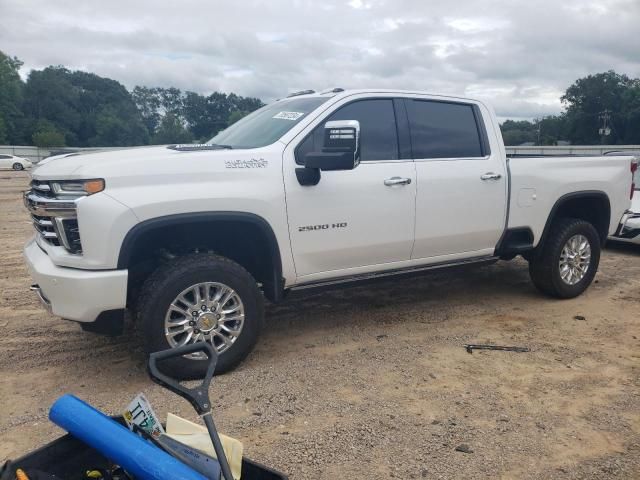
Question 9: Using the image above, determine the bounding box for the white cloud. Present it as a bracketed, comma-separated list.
[1, 0, 638, 120]
[446, 17, 509, 33]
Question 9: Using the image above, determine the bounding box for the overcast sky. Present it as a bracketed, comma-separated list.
[1, 0, 639, 120]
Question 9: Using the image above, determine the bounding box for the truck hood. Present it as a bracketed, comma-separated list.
[31, 145, 273, 182]
[33, 146, 200, 179]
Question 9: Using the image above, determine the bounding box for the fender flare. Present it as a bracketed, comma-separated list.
[538, 190, 611, 246]
[117, 211, 284, 301]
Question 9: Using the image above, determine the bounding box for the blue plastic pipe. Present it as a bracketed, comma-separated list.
[49, 394, 207, 480]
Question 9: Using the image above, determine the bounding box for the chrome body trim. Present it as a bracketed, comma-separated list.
[24, 191, 77, 217]
[23, 181, 82, 252]
[30, 284, 53, 313]
[480, 172, 502, 181]
[54, 217, 72, 250]
[290, 255, 499, 291]
[384, 176, 412, 186]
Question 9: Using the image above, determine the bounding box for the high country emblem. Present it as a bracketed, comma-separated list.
[225, 158, 268, 169]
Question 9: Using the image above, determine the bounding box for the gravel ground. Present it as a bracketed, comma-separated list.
[1, 171, 639, 479]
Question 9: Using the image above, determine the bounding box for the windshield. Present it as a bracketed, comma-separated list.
[208, 97, 329, 149]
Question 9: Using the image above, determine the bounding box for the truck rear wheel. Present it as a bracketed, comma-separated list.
[137, 253, 264, 379]
[528, 218, 600, 298]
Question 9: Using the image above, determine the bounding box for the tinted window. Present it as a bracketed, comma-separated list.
[296, 99, 399, 163]
[208, 96, 329, 149]
[406, 100, 483, 159]
[0, 155, 11, 159]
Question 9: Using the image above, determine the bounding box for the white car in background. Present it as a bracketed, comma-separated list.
[0, 154, 33, 171]
[606, 151, 639, 245]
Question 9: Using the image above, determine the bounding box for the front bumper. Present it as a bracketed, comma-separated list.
[24, 237, 128, 322]
[610, 210, 640, 245]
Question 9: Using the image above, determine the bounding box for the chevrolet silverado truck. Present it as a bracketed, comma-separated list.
[23, 89, 636, 378]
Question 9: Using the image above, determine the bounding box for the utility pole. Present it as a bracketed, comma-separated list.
[535, 117, 542, 145]
[598, 110, 611, 144]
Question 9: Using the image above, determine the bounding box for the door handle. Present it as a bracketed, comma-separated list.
[480, 172, 502, 181]
[384, 177, 412, 186]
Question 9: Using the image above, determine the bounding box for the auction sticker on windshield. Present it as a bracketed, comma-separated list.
[273, 111, 305, 120]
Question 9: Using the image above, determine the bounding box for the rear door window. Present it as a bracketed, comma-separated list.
[406, 100, 484, 159]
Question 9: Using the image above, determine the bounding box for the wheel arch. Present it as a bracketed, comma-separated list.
[118, 212, 284, 302]
[538, 191, 611, 247]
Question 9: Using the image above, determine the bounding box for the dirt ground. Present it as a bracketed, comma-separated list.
[1, 171, 639, 479]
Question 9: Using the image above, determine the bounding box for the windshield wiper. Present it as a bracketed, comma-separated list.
[167, 143, 233, 151]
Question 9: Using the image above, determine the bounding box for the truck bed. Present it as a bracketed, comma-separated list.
[506, 154, 634, 246]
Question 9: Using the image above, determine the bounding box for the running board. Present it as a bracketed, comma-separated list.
[289, 255, 499, 293]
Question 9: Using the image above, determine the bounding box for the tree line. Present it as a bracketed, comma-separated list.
[1, 49, 639, 147]
[0, 50, 263, 147]
[499, 71, 640, 146]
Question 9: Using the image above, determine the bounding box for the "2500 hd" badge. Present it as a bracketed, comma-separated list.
[298, 222, 348, 232]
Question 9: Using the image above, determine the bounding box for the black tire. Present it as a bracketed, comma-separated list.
[137, 253, 264, 379]
[12, 162, 24, 171]
[528, 218, 601, 298]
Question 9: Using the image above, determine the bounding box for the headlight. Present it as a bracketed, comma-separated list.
[50, 179, 105, 196]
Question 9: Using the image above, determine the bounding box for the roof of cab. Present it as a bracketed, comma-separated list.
[281, 88, 484, 105]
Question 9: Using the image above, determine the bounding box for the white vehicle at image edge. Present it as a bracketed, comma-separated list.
[0, 154, 32, 170]
[606, 150, 640, 245]
[23, 89, 637, 379]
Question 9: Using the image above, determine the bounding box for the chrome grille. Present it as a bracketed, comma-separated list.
[31, 213, 60, 246]
[24, 180, 82, 253]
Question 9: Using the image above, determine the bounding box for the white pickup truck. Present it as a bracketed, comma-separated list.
[23, 89, 636, 378]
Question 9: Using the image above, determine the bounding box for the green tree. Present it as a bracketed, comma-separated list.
[619, 80, 640, 144]
[23, 67, 148, 147]
[182, 91, 222, 140]
[135, 86, 263, 140]
[0, 51, 25, 143]
[538, 116, 569, 145]
[151, 113, 193, 144]
[2, 51, 267, 147]
[160, 87, 183, 114]
[500, 116, 570, 146]
[132, 86, 162, 134]
[561, 71, 639, 144]
[179, 90, 262, 138]
[32, 120, 65, 147]
[0, 114, 7, 143]
[90, 108, 149, 147]
[227, 110, 249, 125]
[500, 120, 537, 145]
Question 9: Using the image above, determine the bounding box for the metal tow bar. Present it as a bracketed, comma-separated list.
[465, 344, 530, 354]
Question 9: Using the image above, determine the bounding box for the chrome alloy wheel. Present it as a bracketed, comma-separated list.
[164, 282, 245, 357]
[559, 234, 592, 285]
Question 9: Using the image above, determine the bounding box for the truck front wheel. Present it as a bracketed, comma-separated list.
[137, 253, 264, 379]
[528, 218, 601, 298]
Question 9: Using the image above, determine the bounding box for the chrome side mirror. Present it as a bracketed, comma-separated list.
[304, 120, 360, 171]
[296, 120, 361, 186]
